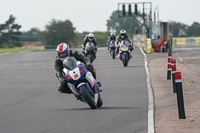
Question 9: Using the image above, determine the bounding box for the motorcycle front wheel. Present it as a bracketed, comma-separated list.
[112, 49, 115, 59]
[80, 85, 97, 109]
[87, 54, 94, 63]
[122, 54, 128, 67]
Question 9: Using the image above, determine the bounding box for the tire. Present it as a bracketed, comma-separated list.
[87, 54, 94, 63]
[80, 85, 97, 109]
[122, 54, 128, 67]
[112, 49, 115, 59]
[97, 93, 103, 107]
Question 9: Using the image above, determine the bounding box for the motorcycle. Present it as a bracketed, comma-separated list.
[108, 40, 116, 59]
[84, 42, 96, 63]
[119, 40, 131, 67]
[63, 57, 103, 109]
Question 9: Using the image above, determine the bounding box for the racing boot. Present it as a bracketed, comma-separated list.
[129, 53, 132, 60]
[96, 78, 102, 87]
[118, 53, 122, 60]
[94, 53, 97, 59]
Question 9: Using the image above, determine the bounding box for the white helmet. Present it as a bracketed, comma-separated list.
[120, 30, 127, 39]
[56, 43, 70, 59]
[110, 32, 115, 36]
[88, 33, 94, 41]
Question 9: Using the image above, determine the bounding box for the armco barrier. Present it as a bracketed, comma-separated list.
[45, 46, 57, 49]
[44, 44, 107, 50]
[173, 37, 200, 47]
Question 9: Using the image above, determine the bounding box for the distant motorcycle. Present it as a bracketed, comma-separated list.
[63, 57, 103, 109]
[108, 40, 116, 59]
[119, 40, 131, 67]
[83, 42, 96, 63]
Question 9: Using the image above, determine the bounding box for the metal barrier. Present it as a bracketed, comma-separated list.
[173, 37, 200, 47]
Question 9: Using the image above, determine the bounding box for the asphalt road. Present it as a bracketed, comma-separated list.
[0, 47, 148, 133]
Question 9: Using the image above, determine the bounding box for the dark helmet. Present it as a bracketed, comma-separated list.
[120, 30, 127, 39]
[63, 57, 77, 70]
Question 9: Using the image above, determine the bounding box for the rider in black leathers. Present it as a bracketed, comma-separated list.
[107, 32, 116, 51]
[115, 30, 134, 58]
[54, 43, 101, 94]
[82, 33, 98, 58]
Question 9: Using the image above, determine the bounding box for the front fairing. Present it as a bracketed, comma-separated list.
[85, 42, 95, 53]
[64, 65, 88, 84]
[109, 43, 116, 49]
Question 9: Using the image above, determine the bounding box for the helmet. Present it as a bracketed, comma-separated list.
[110, 32, 115, 36]
[120, 30, 127, 39]
[56, 43, 70, 59]
[63, 57, 77, 70]
[88, 33, 94, 41]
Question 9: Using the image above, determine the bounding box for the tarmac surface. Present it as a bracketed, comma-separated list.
[0, 48, 149, 133]
[1, 47, 199, 133]
[147, 48, 200, 133]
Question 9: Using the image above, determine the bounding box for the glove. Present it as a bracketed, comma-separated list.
[86, 63, 93, 72]
[60, 77, 66, 85]
[129, 45, 134, 51]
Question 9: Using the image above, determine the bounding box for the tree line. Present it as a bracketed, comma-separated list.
[1, 12, 200, 48]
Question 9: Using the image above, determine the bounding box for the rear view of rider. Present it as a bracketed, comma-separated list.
[116, 30, 134, 58]
[54, 43, 101, 94]
[107, 32, 116, 51]
[81, 33, 98, 58]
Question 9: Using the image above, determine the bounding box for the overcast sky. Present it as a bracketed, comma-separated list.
[0, 0, 199, 32]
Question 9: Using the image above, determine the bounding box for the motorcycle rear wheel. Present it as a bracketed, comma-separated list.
[97, 93, 103, 107]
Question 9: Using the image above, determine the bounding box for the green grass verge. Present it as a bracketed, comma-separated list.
[0, 45, 45, 54]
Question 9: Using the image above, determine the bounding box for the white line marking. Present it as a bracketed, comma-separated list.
[175, 52, 184, 63]
[175, 47, 200, 50]
[139, 47, 155, 133]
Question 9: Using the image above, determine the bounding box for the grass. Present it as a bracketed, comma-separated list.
[0, 45, 45, 54]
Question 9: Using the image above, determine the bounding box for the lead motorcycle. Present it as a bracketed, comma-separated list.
[63, 57, 103, 109]
[83, 42, 96, 63]
[119, 40, 131, 67]
[108, 40, 116, 59]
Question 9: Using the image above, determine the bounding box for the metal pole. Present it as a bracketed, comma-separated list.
[143, 3, 145, 25]
[175, 72, 186, 119]
[167, 52, 172, 80]
[171, 59, 177, 93]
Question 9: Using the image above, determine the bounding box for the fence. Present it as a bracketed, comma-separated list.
[173, 37, 200, 47]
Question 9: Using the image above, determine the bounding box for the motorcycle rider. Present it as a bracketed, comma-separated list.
[54, 43, 101, 94]
[107, 32, 116, 51]
[115, 30, 133, 59]
[81, 33, 98, 58]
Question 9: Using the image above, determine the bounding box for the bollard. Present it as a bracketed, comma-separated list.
[171, 58, 176, 93]
[167, 52, 172, 80]
[175, 72, 186, 119]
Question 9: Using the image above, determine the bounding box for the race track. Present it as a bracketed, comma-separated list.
[0, 47, 148, 133]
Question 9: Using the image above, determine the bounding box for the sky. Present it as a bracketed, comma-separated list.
[0, 0, 199, 32]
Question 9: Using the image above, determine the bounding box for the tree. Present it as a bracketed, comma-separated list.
[187, 22, 200, 37]
[106, 10, 141, 36]
[93, 31, 109, 46]
[0, 15, 22, 48]
[169, 21, 188, 37]
[20, 28, 41, 42]
[41, 19, 76, 47]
